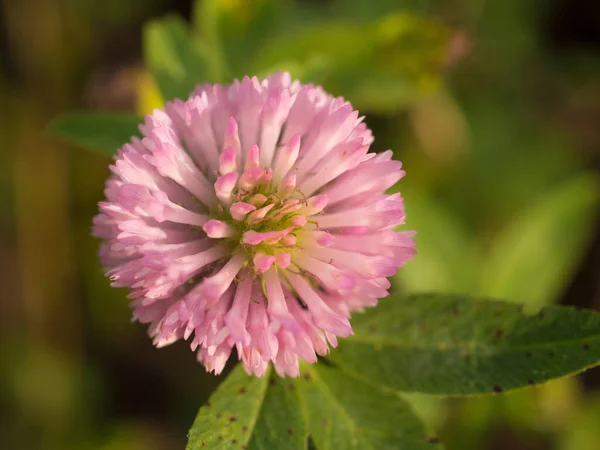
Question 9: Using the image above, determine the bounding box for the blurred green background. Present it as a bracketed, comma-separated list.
[1, 0, 600, 449]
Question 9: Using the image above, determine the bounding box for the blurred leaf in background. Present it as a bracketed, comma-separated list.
[144, 14, 212, 101]
[141, 0, 455, 113]
[49, 112, 142, 156]
[479, 173, 600, 308]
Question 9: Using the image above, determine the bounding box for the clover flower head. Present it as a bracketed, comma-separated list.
[93, 72, 416, 377]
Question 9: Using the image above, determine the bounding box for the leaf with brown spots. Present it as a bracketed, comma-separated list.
[187, 365, 269, 449]
[247, 375, 307, 449]
[329, 293, 600, 395]
[186, 365, 307, 450]
[297, 363, 443, 450]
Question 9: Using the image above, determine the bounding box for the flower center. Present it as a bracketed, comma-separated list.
[203, 170, 328, 275]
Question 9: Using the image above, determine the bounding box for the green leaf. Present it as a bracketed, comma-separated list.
[143, 15, 210, 101]
[247, 374, 308, 449]
[48, 112, 141, 156]
[479, 173, 600, 307]
[329, 293, 600, 395]
[297, 363, 443, 449]
[186, 365, 307, 450]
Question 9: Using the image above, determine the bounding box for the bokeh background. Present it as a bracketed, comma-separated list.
[1, 0, 600, 449]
